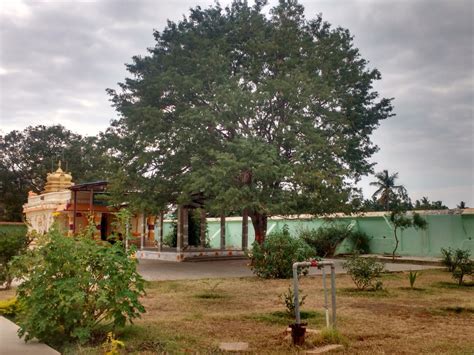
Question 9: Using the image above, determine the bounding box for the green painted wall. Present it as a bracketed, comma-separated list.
[162, 213, 474, 257]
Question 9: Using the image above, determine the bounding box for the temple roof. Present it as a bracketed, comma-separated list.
[43, 161, 74, 193]
[69, 181, 108, 191]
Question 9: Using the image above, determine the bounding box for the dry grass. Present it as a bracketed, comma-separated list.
[1, 269, 473, 354]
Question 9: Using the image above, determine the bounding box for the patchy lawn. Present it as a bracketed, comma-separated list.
[1, 269, 473, 354]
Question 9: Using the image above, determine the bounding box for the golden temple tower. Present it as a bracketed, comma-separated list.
[42, 161, 74, 193]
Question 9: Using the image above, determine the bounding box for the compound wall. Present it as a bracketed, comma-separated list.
[162, 210, 474, 257]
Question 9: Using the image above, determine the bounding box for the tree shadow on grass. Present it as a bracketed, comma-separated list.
[432, 281, 474, 290]
[338, 288, 392, 298]
[249, 310, 324, 326]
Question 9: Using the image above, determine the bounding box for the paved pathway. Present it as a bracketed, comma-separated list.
[137, 258, 440, 281]
[0, 317, 59, 355]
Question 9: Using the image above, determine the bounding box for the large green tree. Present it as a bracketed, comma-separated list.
[0, 125, 110, 221]
[107, 0, 393, 243]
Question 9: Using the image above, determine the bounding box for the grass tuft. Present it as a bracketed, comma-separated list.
[308, 327, 348, 347]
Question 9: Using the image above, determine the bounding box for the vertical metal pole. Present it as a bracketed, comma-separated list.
[330, 264, 337, 328]
[322, 266, 330, 328]
[293, 264, 301, 325]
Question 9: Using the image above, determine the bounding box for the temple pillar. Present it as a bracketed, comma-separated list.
[177, 206, 183, 252]
[200, 208, 206, 248]
[182, 207, 189, 249]
[160, 212, 164, 248]
[220, 213, 226, 250]
[242, 209, 248, 250]
[140, 214, 145, 250]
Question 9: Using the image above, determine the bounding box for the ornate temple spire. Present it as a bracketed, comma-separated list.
[42, 161, 74, 193]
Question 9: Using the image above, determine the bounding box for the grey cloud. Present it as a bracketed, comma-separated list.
[0, 0, 472, 207]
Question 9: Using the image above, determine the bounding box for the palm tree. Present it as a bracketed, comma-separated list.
[457, 201, 467, 209]
[370, 170, 407, 211]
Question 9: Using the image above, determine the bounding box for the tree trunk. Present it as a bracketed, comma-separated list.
[392, 229, 399, 261]
[249, 211, 268, 245]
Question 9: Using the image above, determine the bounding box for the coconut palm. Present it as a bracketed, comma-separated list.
[370, 170, 407, 211]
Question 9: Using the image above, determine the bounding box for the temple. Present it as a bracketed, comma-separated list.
[23, 162, 247, 261]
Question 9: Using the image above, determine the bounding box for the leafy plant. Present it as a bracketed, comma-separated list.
[441, 247, 470, 273]
[248, 225, 315, 279]
[343, 255, 385, 290]
[441, 247, 456, 272]
[0, 228, 31, 289]
[299, 225, 347, 257]
[389, 211, 427, 261]
[280, 286, 306, 317]
[11, 226, 146, 345]
[102, 332, 125, 355]
[348, 230, 372, 254]
[440, 247, 473, 285]
[195, 280, 226, 299]
[299, 224, 371, 257]
[408, 270, 419, 289]
[111, 208, 133, 247]
[453, 259, 472, 286]
[163, 228, 177, 248]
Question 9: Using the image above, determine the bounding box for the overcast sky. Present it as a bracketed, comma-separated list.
[0, 0, 473, 207]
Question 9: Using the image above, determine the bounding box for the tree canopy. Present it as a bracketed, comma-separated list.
[369, 170, 408, 211]
[107, 0, 394, 242]
[0, 125, 110, 221]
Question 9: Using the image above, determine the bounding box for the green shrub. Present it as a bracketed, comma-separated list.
[0, 228, 31, 289]
[343, 255, 385, 290]
[163, 228, 177, 247]
[248, 225, 315, 279]
[347, 230, 371, 254]
[440, 247, 473, 285]
[453, 259, 472, 286]
[441, 248, 469, 272]
[11, 227, 146, 345]
[0, 297, 22, 317]
[299, 224, 371, 257]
